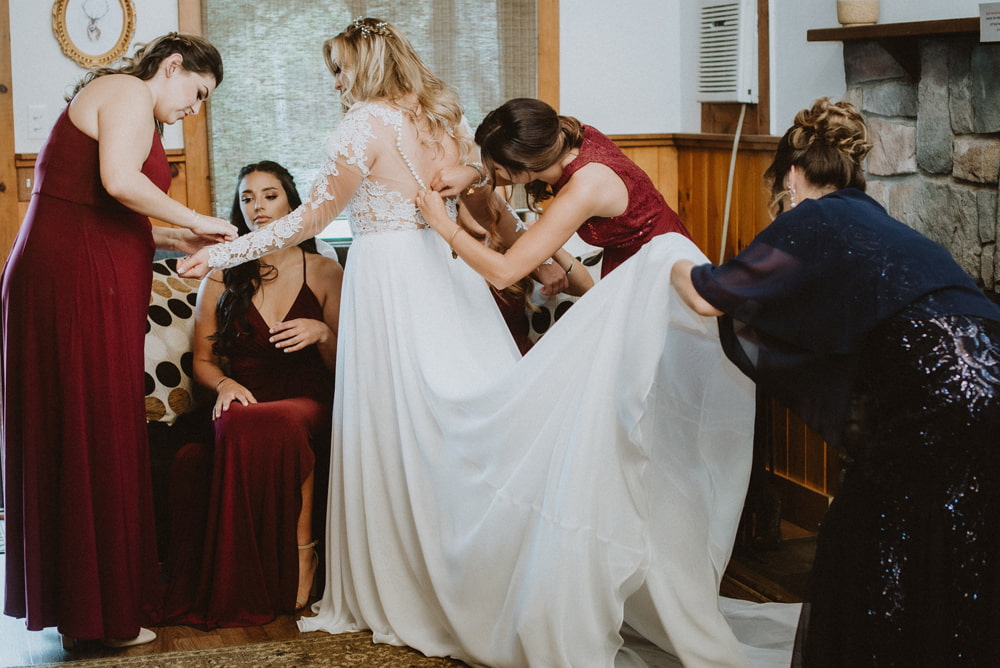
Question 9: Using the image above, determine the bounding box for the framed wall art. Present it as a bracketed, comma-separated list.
[52, 0, 136, 68]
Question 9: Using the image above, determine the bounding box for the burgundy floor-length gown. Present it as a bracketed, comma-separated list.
[1, 108, 166, 639]
[163, 260, 334, 629]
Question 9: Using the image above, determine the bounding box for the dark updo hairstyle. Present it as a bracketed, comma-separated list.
[70, 32, 224, 133]
[211, 161, 318, 358]
[764, 97, 873, 217]
[476, 98, 584, 213]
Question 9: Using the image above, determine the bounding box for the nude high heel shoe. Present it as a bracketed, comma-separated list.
[296, 539, 319, 612]
[103, 627, 157, 648]
[62, 627, 156, 650]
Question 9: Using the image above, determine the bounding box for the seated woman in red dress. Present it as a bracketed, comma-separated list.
[163, 161, 343, 628]
[420, 97, 690, 289]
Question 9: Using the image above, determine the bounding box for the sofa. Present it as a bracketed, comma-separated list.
[142, 243, 605, 558]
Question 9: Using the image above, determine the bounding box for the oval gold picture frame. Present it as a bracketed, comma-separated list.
[51, 0, 136, 68]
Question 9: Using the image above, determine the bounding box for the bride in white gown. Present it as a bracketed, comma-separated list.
[179, 17, 799, 667]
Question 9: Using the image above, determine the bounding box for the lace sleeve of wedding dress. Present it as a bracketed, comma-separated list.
[207, 108, 372, 270]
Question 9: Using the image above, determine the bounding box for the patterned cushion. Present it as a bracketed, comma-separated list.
[527, 249, 604, 342]
[144, 258, 202, 424]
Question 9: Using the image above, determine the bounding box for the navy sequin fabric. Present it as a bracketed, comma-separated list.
[799, 314, 1000, 666]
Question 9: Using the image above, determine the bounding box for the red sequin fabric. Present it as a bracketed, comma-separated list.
[553, 126, 690, 276]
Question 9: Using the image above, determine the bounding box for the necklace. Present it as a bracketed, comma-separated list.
[82, 0, 110, 42]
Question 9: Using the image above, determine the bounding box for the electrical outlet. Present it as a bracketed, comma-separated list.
[28, 104, 48, 139]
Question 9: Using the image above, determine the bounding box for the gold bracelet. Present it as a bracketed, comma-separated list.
[449, 227, 462, 259]
[215, 376, 229, 388]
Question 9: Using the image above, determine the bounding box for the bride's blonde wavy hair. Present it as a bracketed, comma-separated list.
[764, 97, 873, 217]
[323, 18, 473, 162]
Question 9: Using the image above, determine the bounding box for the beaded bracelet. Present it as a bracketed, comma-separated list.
[464, 162, 491, 194]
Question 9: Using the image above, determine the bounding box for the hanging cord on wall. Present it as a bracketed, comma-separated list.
[719, 103, 747, 264]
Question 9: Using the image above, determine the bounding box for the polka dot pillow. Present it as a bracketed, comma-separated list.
[145, 257, 202, 424]
[527, 248, 604, 342]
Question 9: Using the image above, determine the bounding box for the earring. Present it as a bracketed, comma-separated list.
[787, 186, 797, 208]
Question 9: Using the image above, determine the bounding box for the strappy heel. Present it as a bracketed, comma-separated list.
[296, 539, 319, 612]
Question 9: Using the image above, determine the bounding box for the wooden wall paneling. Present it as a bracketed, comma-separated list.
[0, 0, 18, 264]
[786, 413, 808, 485]
[177, 0, 212, 216]
[770, 398, 789, 477]
[804, 426, 827, 492]
[657, 145, 679, 211]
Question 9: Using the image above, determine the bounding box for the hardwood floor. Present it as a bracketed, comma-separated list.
[0, 517, 813, 667]
[0, 523, 312, 668]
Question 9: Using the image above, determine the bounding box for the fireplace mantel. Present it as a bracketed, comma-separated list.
[807, 18, 980, 78]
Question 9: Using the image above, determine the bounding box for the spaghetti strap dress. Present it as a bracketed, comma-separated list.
[162, 250, 334, 629]
[2, 106, 166, 639]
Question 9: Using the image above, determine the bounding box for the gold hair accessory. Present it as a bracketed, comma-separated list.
[351, 17, 389, 38]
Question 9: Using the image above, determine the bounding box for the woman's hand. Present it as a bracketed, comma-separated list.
[431, 165, 479, 197]
[534, 261, 570, 296]
[213, 377, 257, 420]
[269, 318, 331, 353]
[177, 248, 212, 279]
[191, 212, 239, 244]
[415, 190, 453, 236]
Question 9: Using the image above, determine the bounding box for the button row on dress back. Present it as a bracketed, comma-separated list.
[396, 127, 427, 192]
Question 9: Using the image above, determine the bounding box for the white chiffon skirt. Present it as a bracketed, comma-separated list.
[298, 229, 800, 667]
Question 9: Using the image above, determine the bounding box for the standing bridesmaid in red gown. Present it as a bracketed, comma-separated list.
[422, 97, 690, 288]
[1, 33, 233, 649]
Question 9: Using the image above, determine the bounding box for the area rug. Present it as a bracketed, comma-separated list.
[28, 632, 467, 667]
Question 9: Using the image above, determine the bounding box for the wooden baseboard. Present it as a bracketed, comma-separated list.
[773, 474, 832, 533]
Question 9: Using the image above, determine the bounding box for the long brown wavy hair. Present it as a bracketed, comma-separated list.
[476, 98, 584, 214]
[323, 17, 473, 163]
[211, 161, 318, 358]
[69, 32, 223, 134]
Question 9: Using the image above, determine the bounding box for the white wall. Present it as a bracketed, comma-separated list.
[10, 0, 178, 153]
[558, 0, 682, 134]
[559, 0, 986, 135]
[9, 0, 989, 149]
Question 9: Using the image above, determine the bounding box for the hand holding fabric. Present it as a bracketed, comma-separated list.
[213, 377, 257, 420]
[191, 212, 238, 244]
[431, 164, 479, 198]
[415, 190, 453, 237]
[177, 248, 211, 279]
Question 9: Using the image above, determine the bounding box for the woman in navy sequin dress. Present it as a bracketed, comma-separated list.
[672, 97, 1000, 666]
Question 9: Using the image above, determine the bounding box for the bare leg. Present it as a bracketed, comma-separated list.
[296, 471, 317, 610]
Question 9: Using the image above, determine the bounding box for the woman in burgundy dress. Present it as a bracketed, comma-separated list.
[163, 161, 342, 628]
[1, 34, 232, 649]
[420, 97, 690, 289]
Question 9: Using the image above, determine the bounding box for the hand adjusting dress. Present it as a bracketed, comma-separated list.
[692, 189, 1000, 667]
[206, 100, 800, 667]
[163, 251, 334, 629]
[2, 107, 164, 639]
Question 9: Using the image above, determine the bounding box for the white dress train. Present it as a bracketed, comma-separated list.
[299, 230, 799, 667]
[201, 100, 798, 666]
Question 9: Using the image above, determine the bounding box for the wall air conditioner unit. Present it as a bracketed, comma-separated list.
[697, 0, 758, 104]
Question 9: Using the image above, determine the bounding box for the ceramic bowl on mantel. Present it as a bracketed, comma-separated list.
[837, 0, 879, 26]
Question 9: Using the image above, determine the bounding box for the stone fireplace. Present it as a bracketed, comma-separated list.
[838, 32, 1000, 295]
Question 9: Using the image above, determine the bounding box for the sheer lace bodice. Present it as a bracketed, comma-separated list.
[209, 101, 461, 270]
